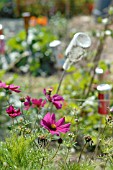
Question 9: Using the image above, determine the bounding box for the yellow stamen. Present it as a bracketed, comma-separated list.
[47, 88, 53, 92]
[47, 88, 53, 95]
[51, 124, 56, 129]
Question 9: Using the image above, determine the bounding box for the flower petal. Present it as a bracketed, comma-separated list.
[57, 123, 71, 133]
[52, 94, 64, 101]
[43, 88, 46, 95]
[56, 117, 65, 127]
[49, 130, 60, 136]
[52, 101, 62, 109]
[42, 112, 52, 124]
[40, 119, 50, 130]
[51, 113, 56, 124]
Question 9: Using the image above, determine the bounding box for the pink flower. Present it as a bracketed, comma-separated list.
[41, 112, 71, 135]
[24, 96, 32, 110]
[51, 94, 64, 109]
[32, 98, 46, 109]
[6, 105, 22, 118]
[0, 81, 21, 93]
[7, 84, 21, 93]
[0, 81, 7, 88]
[43, 88, 64, 109]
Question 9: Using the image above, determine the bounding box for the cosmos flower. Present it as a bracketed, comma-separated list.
[7, 84, 21, 93]
[0, 81, 21, 93]
[24, 96, 32, 110]
[6, 105, 22, 118]
[43, 88, 64, 109]
[32, 98, 46, 109]
[0, 81, 7, 88]
[41, 112, 71, 135]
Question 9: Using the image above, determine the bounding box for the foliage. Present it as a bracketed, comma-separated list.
[1, 6, 113, 169]
[6, 26, 58, 76]
[5, 13, 68, 76]
[48, 12, 68, 38]
[14, 0, 94, 17]
[0, 72, 20, 139]
[0, 0, 94, 18]
[0, 0, 14, 18]
[0, 56, 113, 169]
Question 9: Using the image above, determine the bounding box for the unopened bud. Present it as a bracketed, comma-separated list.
[20, 97, 25, 102]
[68, 133, 74, 137]
[6, 89, 12, 95]
[58, 138, 63, 144]
[75, 119, 79, 123]
[19, 117, 23, 122]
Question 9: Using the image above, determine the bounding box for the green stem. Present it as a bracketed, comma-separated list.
[49, 144, 61, 163]
[93, 116, 107, 159]
[20, 102, 26, 124]
[33, 110, 39, 130]
[56, 70, 66, 94]
[40, 157, 45, 170]
[64, 148, 70, 163]
[93, 116, 102, 159]
[12, 118, 14, 126]
[78, 142, 87, 163]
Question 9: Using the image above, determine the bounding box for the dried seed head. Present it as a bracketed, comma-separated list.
[84, 135, 92, 143]
[36, 135, 48, 147]
[106, 115, 112, 123]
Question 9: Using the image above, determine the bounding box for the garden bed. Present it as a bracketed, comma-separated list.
[1, 13, 113, 170]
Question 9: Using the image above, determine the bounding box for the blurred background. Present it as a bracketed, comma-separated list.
[0, 0, 113, 140]
[0, 0, 94, 18]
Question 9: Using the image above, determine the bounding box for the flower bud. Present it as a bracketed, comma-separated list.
[20, 97, 25, 102]
[5, 89, 12, 95]
[75, 118, 79, 123]
[58, 138, 63, 144]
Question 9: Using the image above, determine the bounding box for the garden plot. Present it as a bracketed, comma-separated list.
[0, 14, 113, 170]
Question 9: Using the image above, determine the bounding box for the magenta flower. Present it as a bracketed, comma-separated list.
[51, 94, 64, 109]
[32, 98, 46, 109]
[43, 88, 64, 109]
[24, 96, 32, 110]
[0, 81, 21, 93]
[0, 81, 7, 88]
[7, 84, 21, 93]
[41, 112, 71, 135]
[6, 105, 22, 118]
